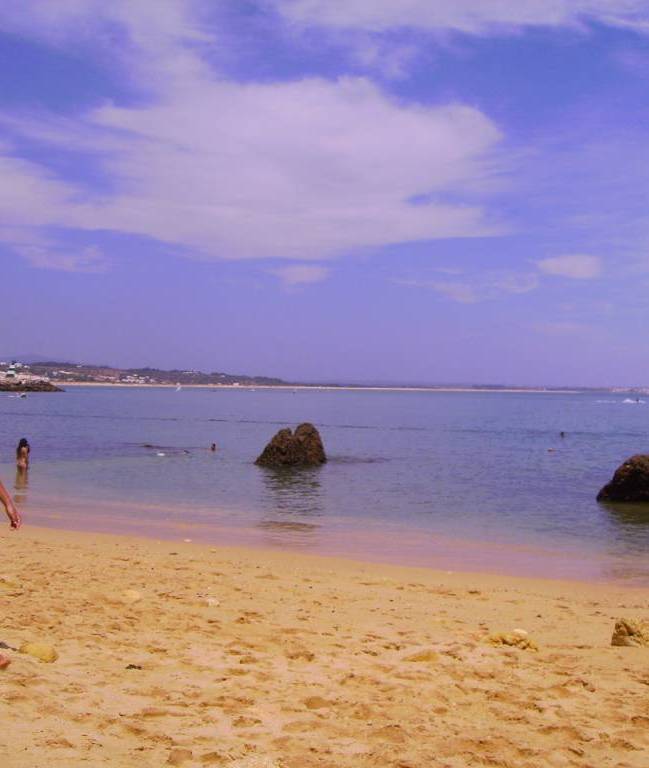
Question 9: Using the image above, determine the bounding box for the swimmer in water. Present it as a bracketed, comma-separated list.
[210, 443, 217, 452]
[560, 431, 565, 438]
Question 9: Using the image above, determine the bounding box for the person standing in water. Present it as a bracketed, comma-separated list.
[15, 438, 30, 500]
[16, 438, 30, 471]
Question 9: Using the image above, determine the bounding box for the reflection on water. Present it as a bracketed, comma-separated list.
[258, 466, 324, 516]
[599, 500, 649, 565]
[256, 466, 324, 547]
[14, 467, 29, 504]
[601, 501, 649, 527]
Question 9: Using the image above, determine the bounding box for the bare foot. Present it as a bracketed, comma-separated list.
[0, 654, 11, 670]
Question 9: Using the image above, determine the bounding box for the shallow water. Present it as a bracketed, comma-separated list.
[2, 386, 649, 582]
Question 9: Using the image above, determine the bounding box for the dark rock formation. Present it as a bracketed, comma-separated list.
[0, 380, 63, 393]
[597, 454, 649, 502]
[255, 423, 326, 467]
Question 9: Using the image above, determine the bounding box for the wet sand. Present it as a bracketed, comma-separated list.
[22, 494, 649, 585]
[1, 525, 649, 767]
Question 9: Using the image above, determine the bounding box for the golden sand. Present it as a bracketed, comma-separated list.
[1, 526, 648, 767]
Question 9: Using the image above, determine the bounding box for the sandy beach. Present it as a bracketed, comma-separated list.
[0, 527, 648, 767]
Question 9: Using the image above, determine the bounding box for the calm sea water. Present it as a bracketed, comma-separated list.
[2, 386, 649, 582]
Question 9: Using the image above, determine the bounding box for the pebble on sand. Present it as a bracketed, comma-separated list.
[488, 632, 538, 651]
[611, 618, 649, 647]
[19, 642, 59, 663]
[403, 649, 439, 663]
[304, 696, 332, 710]
[167, 748, 193, 765]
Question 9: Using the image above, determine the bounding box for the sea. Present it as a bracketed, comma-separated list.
[2, 385, 649, 584]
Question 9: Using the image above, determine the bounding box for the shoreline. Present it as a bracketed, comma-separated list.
[15, 497, 649, 587]
[2, 524, 649, 766]
[13, 520, 649, 592]
[56, 381, 583, 393]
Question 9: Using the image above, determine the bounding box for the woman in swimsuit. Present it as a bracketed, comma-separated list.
[16, 438, 30, 471]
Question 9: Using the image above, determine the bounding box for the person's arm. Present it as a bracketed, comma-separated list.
[0, 480, 21, 529]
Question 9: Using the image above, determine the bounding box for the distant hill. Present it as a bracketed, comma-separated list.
[18, 360, 288, 387]
[0, 353, 57, 364]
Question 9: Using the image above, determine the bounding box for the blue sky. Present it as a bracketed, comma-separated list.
[2, 1, 649, 385]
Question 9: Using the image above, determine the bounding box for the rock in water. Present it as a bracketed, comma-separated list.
[597, 455, 649, 502]
[255, 423, 326, 467]
[611, 618, 649, 647]
[0, 380, 62, 392]
[19, 642, 58, 663]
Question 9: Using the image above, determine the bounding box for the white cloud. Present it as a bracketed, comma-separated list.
[0, 83, 504, 263]
[276, 0, 649, 34]
[18, 245, 108, 273]
[537, 254, 602, 279]
[270, 264, 330, 285]
[398, 271, 538, 303]
[0, 1, 510, 267]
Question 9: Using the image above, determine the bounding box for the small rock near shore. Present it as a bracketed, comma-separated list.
[0, 380, 62, 392]
[597, 454, 649, 502]
[611, 618, 649, 647]
[255, 422, 326, 467]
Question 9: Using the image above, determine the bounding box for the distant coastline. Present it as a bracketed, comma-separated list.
[2, 358, 646, 394]
[59, 381, 581, 394]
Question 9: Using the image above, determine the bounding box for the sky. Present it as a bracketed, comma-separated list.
[2, 1, 649, 385]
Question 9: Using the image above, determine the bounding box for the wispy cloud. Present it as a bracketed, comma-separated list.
[398, 271, 538, 303]
[19, 245, 108, 274]
[532, 320, 600, 340]
[350, 38, 420, 79]
[276, 1, 649, 35]
[537, 254, 602, 279]
[270, 264, 330, 285]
